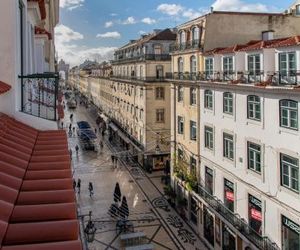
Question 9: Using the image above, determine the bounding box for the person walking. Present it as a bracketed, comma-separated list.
[69, 149, 72, 159]
[88, 182, 94, 197]
[73, 179, 76, 190]
[99, 141, 104, 152]
[75, 145, 79, 155]
[61, 121, 64, 129]
[77, 178, 81, 194]
[94, 128, 97, 134]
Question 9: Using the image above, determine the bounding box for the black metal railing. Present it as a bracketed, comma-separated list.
[19, 72, 59, 121]
[273, 71, 300, 85]
[195, 184, 279, 250]
[111, 54, 171, 64]
[110, 75, 171, 82]
[170, 40, 201, 52]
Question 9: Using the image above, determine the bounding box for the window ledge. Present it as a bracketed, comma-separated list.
[279, 186, 300, 198]
[246, 169, 263, 181]
[222, 113, 234, 119]
[279, 127, 299, 136]
[246, 119, 261, 127]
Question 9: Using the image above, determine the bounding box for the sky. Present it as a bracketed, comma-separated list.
[55, 0, 296, 66]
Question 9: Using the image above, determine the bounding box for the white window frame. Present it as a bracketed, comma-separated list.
[247, 142, 261, 173]
[223, 133, 234, 160]
[281, 153, 299, 193]
[204, 126, 214, 150]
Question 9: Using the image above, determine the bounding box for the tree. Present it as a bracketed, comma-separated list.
[113, 182, 121, 203]
[119, 196, 129, 219]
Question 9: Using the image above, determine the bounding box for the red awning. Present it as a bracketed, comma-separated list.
[0, 81, 11, 95]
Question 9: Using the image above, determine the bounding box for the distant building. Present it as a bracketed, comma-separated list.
[58, 59, 70, 80]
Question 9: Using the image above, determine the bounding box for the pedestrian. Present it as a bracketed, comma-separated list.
[70, 113, 73, 120]
[73, 126, 76, 134]
[102, 130, 105, 137]
[73, 179, 76, 190]
[94, 128, 97, 134]
[69, 123, 72, 131]
[77, 178, 81, 194]
[69, 149, 72, 159]
[100, 141, 103, 151]
[75, 145, 79, 155]
[88, 182, 94, 197]
[61, 121, 64, 129]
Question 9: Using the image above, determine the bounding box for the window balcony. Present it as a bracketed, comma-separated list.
[111, 74, 171, 82]
[194, 183, 280, 250]
[170, 40, 201, 52]
[19, 73, 59, 121]
[111, 54, 171, 64]
[273, 71, 300, 86]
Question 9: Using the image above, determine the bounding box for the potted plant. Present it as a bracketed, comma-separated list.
[164, 185, 176, 207]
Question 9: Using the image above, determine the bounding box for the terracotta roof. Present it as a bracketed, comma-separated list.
[28, 0, 46, 20]
[0, 81, 11, 95]
[266, 36, 300, 48]
[0, 113, 82, 250]
[216, 44, 249, 54]
[203, 47, 225, 56]
[35, 26, 52, 40]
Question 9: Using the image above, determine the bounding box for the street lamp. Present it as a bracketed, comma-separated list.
[84, 211, 96, 242]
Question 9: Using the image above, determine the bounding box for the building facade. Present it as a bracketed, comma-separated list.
[70, 29, 176, 170]
[0, 0, 60, 129]
[169, 3, 300, 250]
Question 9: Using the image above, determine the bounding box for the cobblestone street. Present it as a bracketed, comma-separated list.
[65, 103, 207, 250]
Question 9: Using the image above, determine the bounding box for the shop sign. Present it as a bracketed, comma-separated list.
[282, 216, 300, 235]
[224, 179, 234, 190]
[250, 208, 262, 222]
[205, 167, 213, 176]
[249, 195, 262, 209]
[225, 191, 234, 202]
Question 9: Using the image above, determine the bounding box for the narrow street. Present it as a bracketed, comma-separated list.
[65, 103, 207, 250]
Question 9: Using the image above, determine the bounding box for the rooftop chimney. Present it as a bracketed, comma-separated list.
[262, 30, 274, 41]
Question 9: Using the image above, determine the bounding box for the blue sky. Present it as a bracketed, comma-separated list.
[56, 0, 295, 66]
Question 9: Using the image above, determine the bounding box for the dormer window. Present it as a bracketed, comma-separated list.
[179, 31, 186, 45]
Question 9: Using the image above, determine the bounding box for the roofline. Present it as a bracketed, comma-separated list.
[211, 10, 284, 16]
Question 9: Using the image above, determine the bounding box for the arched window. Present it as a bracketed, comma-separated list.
[192, 26, 199, 41]
[204, 90, 213, 109]
[279, 99, 298, 130]
[247, 95, 261, 121]
[178, 57, 184, 73]
[190, 56, 197, 74]
[179, 31, 186, 45]
[223, 92, 233, 114]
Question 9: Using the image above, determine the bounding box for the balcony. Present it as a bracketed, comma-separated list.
[111, 54, 171, 64]
[19, 73, 59, 121]
[110, 75, 171, 82]
[195, 184, 280, 250]
[167, 71, 300, 87]
[170, 40, 201, 52]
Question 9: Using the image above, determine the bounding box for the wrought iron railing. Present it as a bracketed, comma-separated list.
[273, 71, 300, 85]
[19, 73, 59, 121]
[110, 75, 171, 82]
[111, 54, 171, 64]
[194, 183, 280, 250]
[170, 40, 201, 52]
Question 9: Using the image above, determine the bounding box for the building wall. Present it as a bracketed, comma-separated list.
[199, 84, 300, 247]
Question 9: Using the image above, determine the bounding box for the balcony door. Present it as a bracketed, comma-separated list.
[279, 52, 296, 84]
[156, 65, 164, 79]
[248, 54, 261, 83]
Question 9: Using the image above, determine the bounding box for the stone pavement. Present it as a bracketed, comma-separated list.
[64, 102, 208, 250]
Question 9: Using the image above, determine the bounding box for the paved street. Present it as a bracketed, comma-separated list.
[65, 103, 207, 250]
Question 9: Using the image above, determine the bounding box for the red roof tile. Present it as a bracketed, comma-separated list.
[0, 81, 11, 95]
[28, 0, 46, 20]
[0, 113, 82, 250]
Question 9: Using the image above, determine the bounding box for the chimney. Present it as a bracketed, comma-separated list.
[262, 30, 274, 41]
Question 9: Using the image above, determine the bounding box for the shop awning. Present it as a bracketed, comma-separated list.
[109, 123, 118, 132]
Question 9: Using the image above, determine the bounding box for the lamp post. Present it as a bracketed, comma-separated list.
[84, 211, 96, 243]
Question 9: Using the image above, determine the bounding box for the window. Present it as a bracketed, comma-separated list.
[192, 27, 199, 41]
[223, 92, 233, 115]
[156, 109, 165, 123]
[190, 121, 197, 140]
[248, 142, 261, 173]
[204, 126, 214, 150]
[282, 216, 300, 250]
[177, 116, 184, 134]
[223, 133, 234, 160]
[205, 58, 214, 78]
[248, 54, 261, 74]
[204, 206, 215, 247]
[279, 52, 296, 73]
[140, 87, 143, 98]
[190, 157, 197, 175]
[156, 65, 164, 79]
[280, 153, 299, 193]
[296, 5, 300, 15]
[280, 100, 298, 130]
[223, 56, 233, 73]
[205, 167, 214, 195]
[190, 88, 196, 105]
[190, 56, 197, 74]
[178, 149, 184, 160]
[204, 90, 213, 109]
[247, 95, 261, 121]
[179, 31, 186, 45]
[155, 87, 165, 100]
[154, 45, 162, 55]
[248, 195, 262, 235]
[178, 86, 184, 102]
[178, 57, 184, 73]
[224, 179, 234, 212]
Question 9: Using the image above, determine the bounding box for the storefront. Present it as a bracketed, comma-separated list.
[224, 179, 234, 212]
[205, 167, 214, 195]
[222, 223, 236, 250]
[203, 206, 215, 247]
[248, 194, 262, 235]
[282, 216, 300, 250]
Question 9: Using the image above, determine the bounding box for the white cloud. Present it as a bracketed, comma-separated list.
[55, 24, 116, 66]
[141, 17, 156, 25]
[182, 8, 206, 19]
[105, 21, 114, 28]
[60, 0, 84, 10]
[139, 30, 147, 35]
[122, 16, 136, 25]
[96, 31, 121, 39]
[157, 4, 184, 16]
[212, 0, 269, 12]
